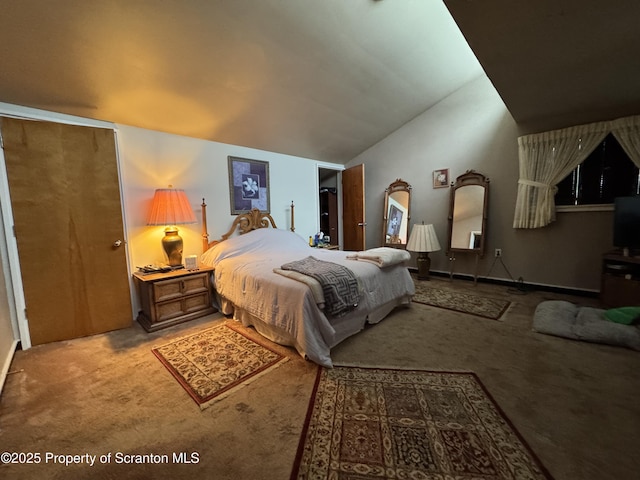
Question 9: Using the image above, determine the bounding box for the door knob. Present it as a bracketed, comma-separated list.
[113, 240, 123, 247]
[357, 222, 367, 227]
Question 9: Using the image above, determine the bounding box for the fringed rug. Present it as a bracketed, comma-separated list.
[291, 367, 553, 480]
[413, 281, 510, 320]
[152, 322, 288, 410]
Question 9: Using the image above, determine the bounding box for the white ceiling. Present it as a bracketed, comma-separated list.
[1, 0, 638, 164]
[0, 1, 482, 163]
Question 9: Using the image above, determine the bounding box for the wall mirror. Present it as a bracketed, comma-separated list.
[447, 170, 489, 279]
[382, 178, 412, 247]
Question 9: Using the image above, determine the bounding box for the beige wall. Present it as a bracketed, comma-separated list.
[116, 125, 327, 273]
[349, 75, 613, 292]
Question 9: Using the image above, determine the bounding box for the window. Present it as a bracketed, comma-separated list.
[555, 133, 640, 206]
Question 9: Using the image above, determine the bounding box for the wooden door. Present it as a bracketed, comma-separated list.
[342, 164, 366, 251]
[1, 117, 132, 345]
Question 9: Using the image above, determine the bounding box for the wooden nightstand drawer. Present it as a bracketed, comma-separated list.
[156, 298, 185, 323]
[155, 291, 210, 323]
[133, 266, 216, 332]
[153, 279, 182, 303]
[153, 272, 209, 302]
[181, 273, 210, 296]
[184, 291, 210, 312]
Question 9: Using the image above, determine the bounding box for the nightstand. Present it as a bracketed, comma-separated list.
[132, 265, 216, 332]
[313, 244, 340, 250]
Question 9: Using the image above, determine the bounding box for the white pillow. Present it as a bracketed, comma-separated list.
[200, 228, 308, 266]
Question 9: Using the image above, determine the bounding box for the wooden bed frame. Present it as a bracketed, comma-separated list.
[201, 199, 295, 252]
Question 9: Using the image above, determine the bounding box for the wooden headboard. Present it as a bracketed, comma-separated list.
[202, 199, 295, 252]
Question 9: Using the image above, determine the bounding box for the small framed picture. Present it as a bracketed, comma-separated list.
[433, 169, 449, 188]
[386, 204, 403, 244]
[227, 156, 270, 214]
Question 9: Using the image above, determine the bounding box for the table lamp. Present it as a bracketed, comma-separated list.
[406, 222, 440, 280]
[146, 186, 197, 266]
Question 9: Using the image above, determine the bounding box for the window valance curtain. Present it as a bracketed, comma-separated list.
[513, 114, 640, 229]
[611, 116, 640, 168]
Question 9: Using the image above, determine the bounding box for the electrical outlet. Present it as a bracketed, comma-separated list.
[495, 248, 502, 257]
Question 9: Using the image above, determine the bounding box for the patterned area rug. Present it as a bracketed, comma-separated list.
[291, 367, 553, 479]
[413, 280, 510, 320]
[152, 322, 288, 410]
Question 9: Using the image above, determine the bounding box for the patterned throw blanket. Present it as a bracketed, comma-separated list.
[280, 256, 359, 317]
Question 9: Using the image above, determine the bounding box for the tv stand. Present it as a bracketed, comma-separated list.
[601, 250, 640, 307]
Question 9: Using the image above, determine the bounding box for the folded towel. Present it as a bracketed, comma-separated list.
[346, 247, 410, 267]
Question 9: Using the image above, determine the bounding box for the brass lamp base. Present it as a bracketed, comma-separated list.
[162, 226, 184, 266]
[416, 252, 431, 280]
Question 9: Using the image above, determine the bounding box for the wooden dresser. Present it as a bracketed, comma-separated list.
[600, 251, 640, 307]
[132, 266, 216, 332]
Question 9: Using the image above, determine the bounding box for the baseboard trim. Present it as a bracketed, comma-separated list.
[410, 267, 599, 298]
[0, 339, 19, 395]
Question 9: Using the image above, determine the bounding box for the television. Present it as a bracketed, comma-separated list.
[613, 196, 640, 254]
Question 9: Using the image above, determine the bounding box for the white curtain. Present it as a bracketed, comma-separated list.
[513, 122, 609, 228]
[611, 116, 640, 168]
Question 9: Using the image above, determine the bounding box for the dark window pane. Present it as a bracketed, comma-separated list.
[579, 140, 606, 204]
[556, 133, 639, 206]
[556, 170, 578, 205]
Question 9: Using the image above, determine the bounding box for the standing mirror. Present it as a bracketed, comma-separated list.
[382, 179, 412, 247]
[447, 170, 489, 281]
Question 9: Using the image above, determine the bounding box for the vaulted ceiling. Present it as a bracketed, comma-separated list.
[445, 0, 640, 135]
[1, 1, 638, 164]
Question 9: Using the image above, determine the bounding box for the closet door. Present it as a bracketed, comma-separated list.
[342, 164, 366, 251]
[1, 117, 132, 345]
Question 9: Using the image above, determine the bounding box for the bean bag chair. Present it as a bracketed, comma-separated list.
[532, 300, 640, 351]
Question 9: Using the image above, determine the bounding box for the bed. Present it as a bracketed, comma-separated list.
[199, 203, 415, 367]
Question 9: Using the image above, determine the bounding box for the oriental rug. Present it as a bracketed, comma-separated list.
[413, 281, 510, 320]
[152, 322, 288, 410]
[291, 367, 553, 480]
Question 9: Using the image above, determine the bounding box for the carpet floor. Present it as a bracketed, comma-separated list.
[1, 276, 639, 479]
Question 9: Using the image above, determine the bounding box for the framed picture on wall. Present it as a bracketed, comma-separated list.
[227, 156, 270, 214]
[433, 168, 449, 188]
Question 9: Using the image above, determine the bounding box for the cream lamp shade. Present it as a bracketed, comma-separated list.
[406, 223, 440, 280]
[147, 187, 197, 266]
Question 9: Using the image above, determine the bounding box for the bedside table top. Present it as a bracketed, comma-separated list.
[133, 264, 215, 282]
[312, 244, 339, 250]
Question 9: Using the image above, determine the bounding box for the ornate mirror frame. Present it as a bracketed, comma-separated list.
[382, 178, 412, 248]
[447, 170, 489, 280]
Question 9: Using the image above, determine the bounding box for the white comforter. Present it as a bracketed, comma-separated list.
[200, 228, 414, 367]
